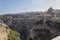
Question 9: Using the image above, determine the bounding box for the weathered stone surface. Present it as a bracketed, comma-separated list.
[0, 23, 9, 40]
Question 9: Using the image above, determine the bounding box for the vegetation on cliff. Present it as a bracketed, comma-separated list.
[8, 29, 21, 40]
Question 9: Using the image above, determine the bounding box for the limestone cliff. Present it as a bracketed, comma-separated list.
[0, 23, 9, 40]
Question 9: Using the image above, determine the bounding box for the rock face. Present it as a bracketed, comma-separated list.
[0, 23, 9, 40]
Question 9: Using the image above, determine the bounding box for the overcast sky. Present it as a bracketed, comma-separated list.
[0, 0, 60, 14]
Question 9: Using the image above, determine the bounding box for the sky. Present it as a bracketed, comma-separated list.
[0, 0, 60, 14]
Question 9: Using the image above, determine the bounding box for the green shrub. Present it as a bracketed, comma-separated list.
[8, 29, 21, 40]
[55, 20, 60, 23]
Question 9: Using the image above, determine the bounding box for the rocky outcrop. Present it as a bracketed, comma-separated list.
[0, 22, 9, 40]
